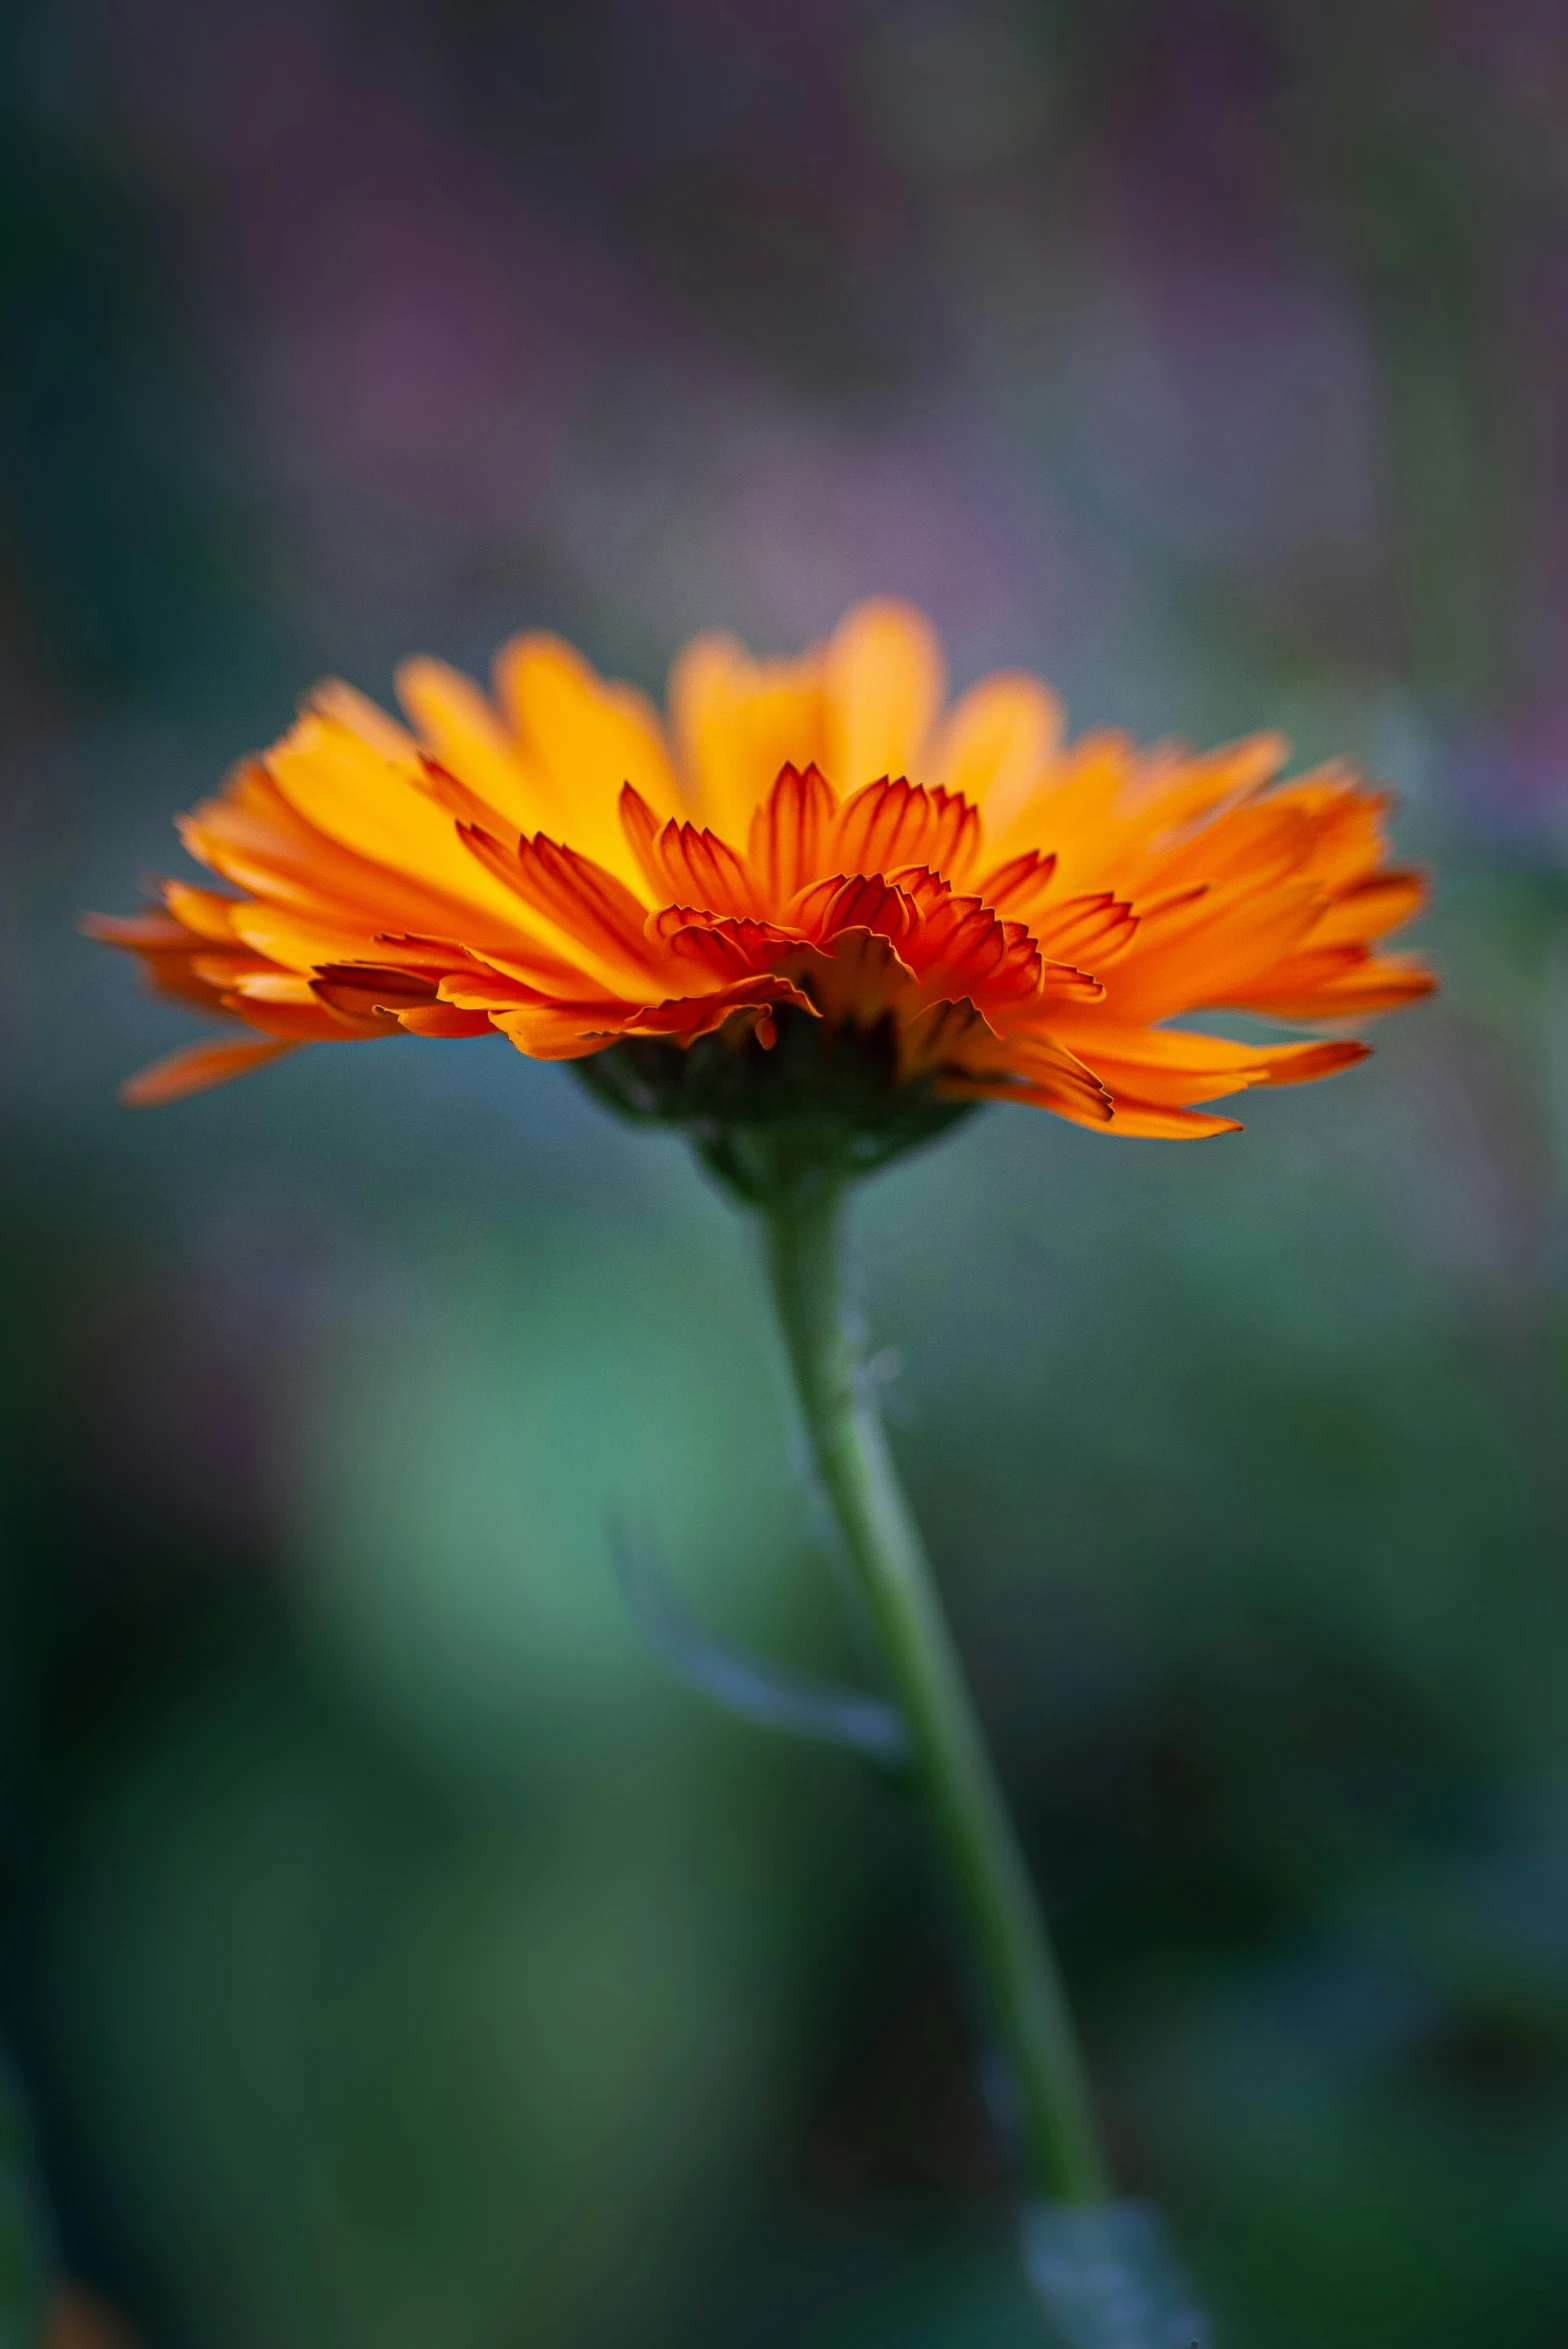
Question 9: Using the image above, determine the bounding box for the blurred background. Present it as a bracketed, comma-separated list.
[4, 1, 1568, 2342]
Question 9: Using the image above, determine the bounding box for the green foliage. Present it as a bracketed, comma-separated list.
[0, 2061, 51, 2349]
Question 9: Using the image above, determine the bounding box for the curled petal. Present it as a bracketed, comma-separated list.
[309, 963, 444, 1021]
[396, 1004, 495, 1037]
[906, 891, 1042, 1005]
[898, 997, 998, 1076]
[492, 973, 810, 1060]
[793, 873, 921, 950]
[661, 917, 792, 980]
[223, 994, 381, 1041]
[789, 930, 920, 1027]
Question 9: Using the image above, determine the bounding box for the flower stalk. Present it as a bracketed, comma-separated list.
[759, 1168, 1110, 2207]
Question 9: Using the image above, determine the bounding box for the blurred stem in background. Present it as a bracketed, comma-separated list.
[760, 1174, 1110, 2208]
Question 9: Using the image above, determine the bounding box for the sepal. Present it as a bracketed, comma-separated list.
[572, 1005, 976, 1201]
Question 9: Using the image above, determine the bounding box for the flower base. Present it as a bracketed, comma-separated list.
[572, 1006, 978, 1201]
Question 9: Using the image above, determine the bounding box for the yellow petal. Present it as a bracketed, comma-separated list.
[669, 634, 825, 839]
[494, 633, 681, 881]
[226, 903, 386, 971]
[396, 656, 549, 833]
[264, 712, 527, 926]
[822, 599, 945, 792]
[308, 677, 419, 761]
[931, 671, 1062, 831]
[161, 881, 241, 942]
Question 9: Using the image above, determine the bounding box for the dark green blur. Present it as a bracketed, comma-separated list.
[4, 3, 1568, 2343]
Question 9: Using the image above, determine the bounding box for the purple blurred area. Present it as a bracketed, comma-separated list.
[18, 0, 1564, 718]
[6, 6, 1568, 2348]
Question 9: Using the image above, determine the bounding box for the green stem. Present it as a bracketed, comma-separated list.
[759, 1172, 1111, 2206]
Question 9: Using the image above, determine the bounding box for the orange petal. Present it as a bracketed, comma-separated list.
[412, 755, 523, 839]
[746, 763, 839, 905]
[225, 902, 391, 971]
[1121, 732, 1290, 845]
[1272, 771, 1394, 887]
[458, 828, 664, 993]
[828, 776, 981, 883]
[120, 1034, 299, 1106]
[219, 969, 320, 1003]
[395, 1004, 496, 1037]
[1234, 948, 1436, 1020]
[626, 975, 815, 1035]
[1054, 1022, 1369, 1106]
[978, 729, 1140, 883]
[1101, 879, 1327, 1021]
[975, 848, 1058, 919]
[492, 974, 809, 1060]
[488, 1001, 638, 1059]
[946, 1037, 1114, 1125]
[644, 818, 761, 919]
[1100, 1100, 1245, 1138]
[618, 784, 667, 898]
[1310, 868, 1427, 948]
[1031, 891, 1139, 968]
[971, 1044, 1240, 1135]
[1141, 796, 1319, 896]
[81, 910, 192, 949]
[907, 894, 1047, 1009]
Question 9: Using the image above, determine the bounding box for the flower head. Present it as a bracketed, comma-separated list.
[89, 600, 1431, 1180]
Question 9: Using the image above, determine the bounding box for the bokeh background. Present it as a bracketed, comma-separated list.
[5, 2, 1568, 2343]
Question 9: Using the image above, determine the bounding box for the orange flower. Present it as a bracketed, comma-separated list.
[88, 599, 1431, 1142]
